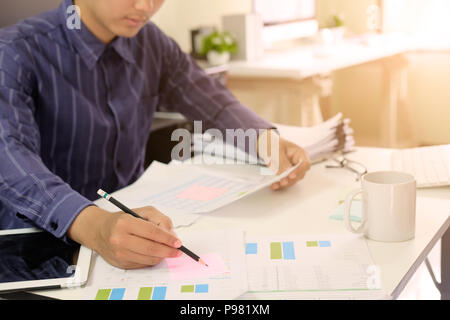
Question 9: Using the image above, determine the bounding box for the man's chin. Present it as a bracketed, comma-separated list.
[114, 26, 144, 38]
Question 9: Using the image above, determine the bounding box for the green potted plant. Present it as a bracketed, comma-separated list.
[200, 30, 238, 66]
[324, 14, 346, 42]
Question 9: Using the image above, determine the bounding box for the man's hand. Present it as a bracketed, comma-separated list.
[68, 206, 183, 270]
[258, 129, 311, 191]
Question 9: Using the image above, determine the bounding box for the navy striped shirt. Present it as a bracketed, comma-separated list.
[0, 0, 273, 241]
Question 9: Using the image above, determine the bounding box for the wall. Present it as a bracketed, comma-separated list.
[406, 52, 450, 145]
[152, 0, 253, 52]
[0, 0, 61, 27]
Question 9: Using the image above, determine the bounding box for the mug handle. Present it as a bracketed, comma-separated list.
[344, 189, 367, 234]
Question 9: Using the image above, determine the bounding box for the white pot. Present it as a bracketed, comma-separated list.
[207, 51, 230, 66]
[319, 26, 346, 45]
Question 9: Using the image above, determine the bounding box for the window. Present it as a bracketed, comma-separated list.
[383, 0, 450, 40]
[253, 0, 316, 26]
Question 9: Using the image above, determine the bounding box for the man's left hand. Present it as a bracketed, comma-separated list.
[258, 129, 311, 191]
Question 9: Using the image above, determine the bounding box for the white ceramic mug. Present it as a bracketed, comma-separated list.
[344, 171, 416, 242]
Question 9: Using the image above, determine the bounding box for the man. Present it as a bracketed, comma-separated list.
[0, 0, 311, 269]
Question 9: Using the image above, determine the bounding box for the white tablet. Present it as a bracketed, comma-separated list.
[0, 228, 92, 293]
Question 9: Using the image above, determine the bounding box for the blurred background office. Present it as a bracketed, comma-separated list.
[2, 0, 449, 148]
[1, 0, 449, 300]
[154, 0, 450, 149]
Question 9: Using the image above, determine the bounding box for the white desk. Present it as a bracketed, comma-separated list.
[227, 34, 411, 80]
[32, 147, 450, 300]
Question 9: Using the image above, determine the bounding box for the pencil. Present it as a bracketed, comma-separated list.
[97, 189, 208, 267]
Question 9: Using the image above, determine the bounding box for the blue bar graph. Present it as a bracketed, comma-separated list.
[109, 288, 126, 300]
[195, 284, 209, 293]
[152, 286, 167, 300]
[282, 242, 295, 260]
[246, 243, 258, 254]
[319, 241, 331, 247]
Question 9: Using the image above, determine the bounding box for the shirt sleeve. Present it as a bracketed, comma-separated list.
[153, 25, 277, 153]
[0, 46, 93, 242]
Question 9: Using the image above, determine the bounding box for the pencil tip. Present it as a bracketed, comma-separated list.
[199, 259, 208, 267]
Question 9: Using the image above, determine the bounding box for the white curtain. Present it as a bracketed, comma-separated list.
[383, 0, 450, 39]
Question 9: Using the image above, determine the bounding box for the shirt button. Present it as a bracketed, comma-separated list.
[16, 212, 27, 220]
[50, 221, 58, 230]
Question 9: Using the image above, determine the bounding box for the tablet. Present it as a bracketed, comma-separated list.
[0, 228, 92, 293]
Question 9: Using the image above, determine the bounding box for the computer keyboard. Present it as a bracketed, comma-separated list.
[390, 145, 450, 188]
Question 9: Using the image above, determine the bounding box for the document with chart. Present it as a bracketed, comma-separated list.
[239, 234, 389, 300]
[94, 161, 203, 228]
[95, 160, 300, 227]
[84, 229, 248, 300]
[136, 160, 300, 215]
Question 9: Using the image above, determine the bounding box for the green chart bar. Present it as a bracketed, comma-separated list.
[270, 242, 282, 260]
[95, 289, 111, 300]
[306, 241, 318, 247]
[181, 285, 195, 293]
[138, 287, 153, 300]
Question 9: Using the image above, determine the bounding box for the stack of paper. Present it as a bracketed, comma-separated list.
[192, 113, 355, 165]
[276, 113, 355, 162]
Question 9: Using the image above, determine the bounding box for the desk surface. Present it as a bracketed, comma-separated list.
[33, 147, 450, 300]
[185, 147, 450, 299]
[227, 34, 450, 80]
[227, 34, 412, 80]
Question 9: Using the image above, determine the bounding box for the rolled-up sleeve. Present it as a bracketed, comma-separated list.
[0, 47, 93, 241]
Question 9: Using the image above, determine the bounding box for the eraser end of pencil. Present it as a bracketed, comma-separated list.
[97, 189, 107, 198]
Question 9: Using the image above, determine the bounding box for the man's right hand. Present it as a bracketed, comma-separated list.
[68, 206, 183, 269]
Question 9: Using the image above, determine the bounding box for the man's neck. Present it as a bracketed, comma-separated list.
[73, 0, 116, 44]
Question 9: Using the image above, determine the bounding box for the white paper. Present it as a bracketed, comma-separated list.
[95, 158, 300, 228]
[241, 289, 391, 300]
[136, 161, 301, 215]
[239, 234, 387, 300]
[84, 229, 248, 300]
[94, 161, 203, 228]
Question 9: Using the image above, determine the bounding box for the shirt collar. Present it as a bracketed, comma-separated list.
[59, 0, 136, 70]
[110, 37, 136, 65]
